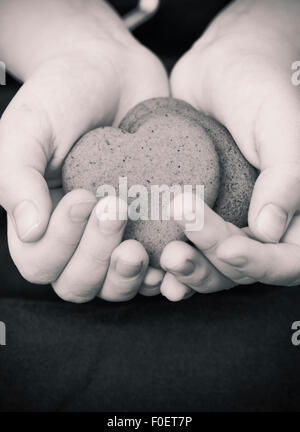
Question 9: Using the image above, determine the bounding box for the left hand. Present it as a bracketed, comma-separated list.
[0, 0, 168, 303]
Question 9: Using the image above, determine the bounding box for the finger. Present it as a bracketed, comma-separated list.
[217, 234, 300, 286]
[139, 267, 164, 297]
[170, 192, 255, 284]
[0, 94, 53, 242]
[160, 272, 194, 302]
[169, 191, 250, 283]
[53, 196, 127, 303]
[99, 239, 149, 302]
[217, 212, 300, 285]
[245, 80, 300, 243]
[160, 241, 235, 294]
[7, 188, 96, 284]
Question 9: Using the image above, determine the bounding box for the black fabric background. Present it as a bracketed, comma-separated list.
[0, 0, 300, 412]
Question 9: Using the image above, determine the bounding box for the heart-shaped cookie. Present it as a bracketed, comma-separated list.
[62, 98, 258, 267]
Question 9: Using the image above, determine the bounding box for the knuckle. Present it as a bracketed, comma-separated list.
[92, 252, 111, 266]
[52, 229, 80, 249]
[188, 265, 211, 288]
[82, 243, 112, 266]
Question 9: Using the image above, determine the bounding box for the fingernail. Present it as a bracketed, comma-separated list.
[255, 203, 288, 242]
[220, 255, 247, 266]
[13, 200, 40, 240]
[116, 259, 143, 277]
[143, 268, 164, 286]
[69, 200, 96, 222]
[96, 196, 127, 233]
[169, 259, 195, 276]
[99, 217, 127, 234]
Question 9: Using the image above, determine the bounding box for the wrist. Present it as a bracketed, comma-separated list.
[0, 0, 136, 81]
[197, 0, 300, 53]
[190, 0, 300, 77]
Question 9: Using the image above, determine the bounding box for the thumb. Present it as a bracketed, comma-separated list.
[0, 88, 52, 242]
[171, 49, 300, 243]
[248, 92, 300, 243]
[248, 166, 300, 244]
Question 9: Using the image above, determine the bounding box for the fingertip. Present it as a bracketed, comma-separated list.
[139, 267, 164, 297]
[95, 195, 128, 234]
[115, 258, 144, 278]
[144, 267, 164, 286]
[95, 195, 128, 221]
[161, 272, 192, 302]
[170, 191, 204, 231]
[99, 240, 149, 302]
[109, 240, 149, 281]
[116, 239, 149, 268]
[12, 199, 41, 241]
[160, 241, 195, 276]
[160, 240, 187, 268]
[63, 189, 97, 223]
[2, 169, 53, 243]
[248, 167, 300, 244]
[12, 196, 52, 242]
[251, 203, 289, 243]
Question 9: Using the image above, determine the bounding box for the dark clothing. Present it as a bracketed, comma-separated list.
[1, 0, 300, 412]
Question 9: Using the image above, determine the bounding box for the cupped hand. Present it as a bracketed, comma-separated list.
[160, 192, 300, 301]
[0, 33, 167, 302]
[160, 0, 300, 300]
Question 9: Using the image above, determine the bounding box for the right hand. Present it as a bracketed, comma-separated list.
[0, 30, 168, 302]
[160, 0, 300, 301]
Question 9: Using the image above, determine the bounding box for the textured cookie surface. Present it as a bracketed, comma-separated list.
[63, 98, 258, 267]
[121, 98, 258, 227]
[63, 101, 221, 267]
